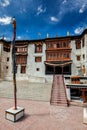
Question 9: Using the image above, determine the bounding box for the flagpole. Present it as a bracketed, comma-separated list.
[5, 17, 25, 122]
[12, 17, 17, 110]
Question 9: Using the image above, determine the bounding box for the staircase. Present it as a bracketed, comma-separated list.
[50, 75, 69, 106]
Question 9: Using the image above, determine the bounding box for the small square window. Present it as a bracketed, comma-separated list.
[6, 66, 8, 69]
[83, 54, 85, 59]
[35, 44, 42, 53]
[77, 55, 80, 61]
[7, 57, 9, 61]
[36, 68, 40, 71]
[35, 57, 42, 62]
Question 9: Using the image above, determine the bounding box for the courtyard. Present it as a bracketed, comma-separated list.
[0, 80, 87, 130]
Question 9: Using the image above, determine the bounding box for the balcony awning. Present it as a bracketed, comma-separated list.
[44, 61, 72, 67]
[16, 53, 28, 55]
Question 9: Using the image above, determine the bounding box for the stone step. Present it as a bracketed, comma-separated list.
[50, 75, 68, 106]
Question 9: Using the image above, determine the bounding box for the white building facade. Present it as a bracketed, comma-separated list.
[0, 29, 87, 82]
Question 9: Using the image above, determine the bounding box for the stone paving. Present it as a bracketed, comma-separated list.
[0, 98, 87, 130]
[0, 81, 87, 130]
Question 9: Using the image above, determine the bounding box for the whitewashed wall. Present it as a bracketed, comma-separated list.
[81, 34, 87, 75]
[70, 40, 78, 75]
[27, 43, 46, 82]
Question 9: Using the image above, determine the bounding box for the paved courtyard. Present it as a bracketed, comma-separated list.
[0, 98, 87, 130]
[0, 81, 87, 130]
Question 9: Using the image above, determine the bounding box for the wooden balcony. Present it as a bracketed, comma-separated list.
[46, 57, 71, 62]
[16, 55, 27, 65]
[46, 47, 71, 51]
[16, 45, 28, 54]
[16, 60, 27, 65]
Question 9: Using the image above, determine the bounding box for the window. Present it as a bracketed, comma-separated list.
[57, 43, 60, 48]
[7, 57, 9, 61]
[21, 66, 26, 73]
[35, 44, 42, 53]
[36, 68, 40, 71]
[6, 66, 8, 69]
[35, 57, 42, 62]
[83, 54, 85, 60]
[63, 42, 66, 47]
[60, 43, 62, 48]
[3, 46, 10, 52]
[47, 43, 50, 49]
[17, 47, 27, 52]
[75, 40, 81, 49]
[54, 44, 57, 48]
[16, 55, 27, 64]
[63, 53, 67, 58]
[82, 38, 84, 47]
[77, 55, 80, 61]
[60, 53, 62, 58]
[57, 53, 59, 58]
[47, 52, 70, 60]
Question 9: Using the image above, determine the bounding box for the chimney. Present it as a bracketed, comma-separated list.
[46, 33, 49, 38]
[67, 31, 70, 36]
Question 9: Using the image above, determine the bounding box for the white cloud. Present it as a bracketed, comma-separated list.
[0, 16, 12, 25]
[79, 4, 86, 13]
[36, 5, 46, 15]
[62, 0, 67, 4]
[0, 0, 10, 7]
[74, 27, 84, 34]
[50, 16, 58, 22]
[4, 36, 10, 40]
[19, 8, 26, 14]
[58, 1, 87, 19]
[17, 36, 22, 40]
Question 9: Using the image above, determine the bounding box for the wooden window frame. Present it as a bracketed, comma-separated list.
[75, 40, 81, 49]
[21, 66, 26, 74]
[35, 44, 42, 53]
[7, 57, 9, 62]
[35, 57, 42, 62]
[77, 55, 81, 61]
[16, 55, 27, 64]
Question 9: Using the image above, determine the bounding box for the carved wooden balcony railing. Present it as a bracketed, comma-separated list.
[46, 57, 71, 62]
[16, 55, 27, 65]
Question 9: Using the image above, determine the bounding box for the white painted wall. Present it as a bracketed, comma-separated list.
[70, 40, 78, 75]
[26, 42, 46, 82]
[1, 33, 87, 82]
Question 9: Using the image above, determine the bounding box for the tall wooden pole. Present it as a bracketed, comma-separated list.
[12, 18, 17, 110]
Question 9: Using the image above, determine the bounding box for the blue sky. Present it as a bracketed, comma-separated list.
[0, 0, 87, 40]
